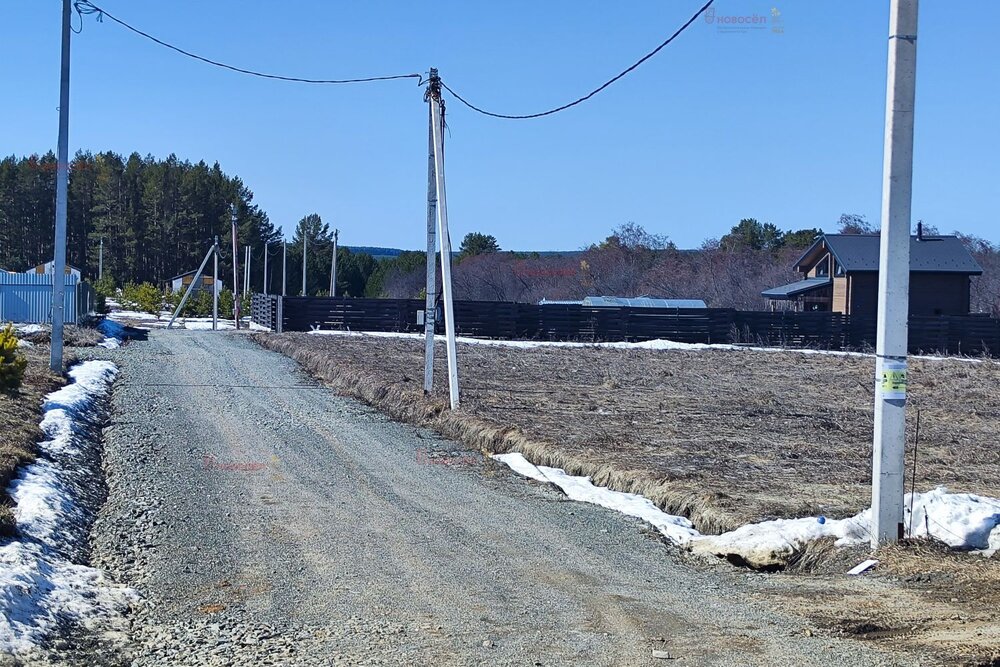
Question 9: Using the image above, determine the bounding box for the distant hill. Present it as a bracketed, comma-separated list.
[345, 246, 407, 260]
[347, 246, 587, 260]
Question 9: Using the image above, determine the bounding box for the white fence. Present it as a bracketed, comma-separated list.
[0, 273, 94, 324]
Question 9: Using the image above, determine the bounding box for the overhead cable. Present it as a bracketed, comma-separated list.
[439, 0, 714, 119]
[72, 1, 424, 85]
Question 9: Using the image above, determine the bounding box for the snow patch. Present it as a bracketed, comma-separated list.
[0, 360, 134, 654]
[493, 453, 1000, 567]
[307, 328, 989, 364]
[494, 453, 699, 544]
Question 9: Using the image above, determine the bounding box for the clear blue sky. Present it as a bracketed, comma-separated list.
[4, 1, 998, 250]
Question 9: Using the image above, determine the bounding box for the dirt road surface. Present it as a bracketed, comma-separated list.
[84, 330, 908, 666]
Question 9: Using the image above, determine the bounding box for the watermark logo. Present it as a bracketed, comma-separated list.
[705, 6, 783, 35]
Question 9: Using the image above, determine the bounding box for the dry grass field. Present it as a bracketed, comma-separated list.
[255, 331, 1000, 666]
[255, 333, 1000, 533]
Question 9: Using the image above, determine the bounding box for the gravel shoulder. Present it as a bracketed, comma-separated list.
[79, 330, 915, 666]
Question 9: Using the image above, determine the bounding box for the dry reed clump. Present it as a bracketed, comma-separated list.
[19, 325, 104, 347]
[252, 332, 1000, 541]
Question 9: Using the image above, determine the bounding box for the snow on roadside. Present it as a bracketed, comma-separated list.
[0, 361, 134, 654]
[493, 453, 1000, 568]
[494, 453, 700, 545]
[108, 309, 238, 330]
[306, 328, 990, 364]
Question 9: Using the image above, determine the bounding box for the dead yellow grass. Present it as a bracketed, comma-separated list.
[254, 333, 1000, 533]
[0, 346, 65, 535]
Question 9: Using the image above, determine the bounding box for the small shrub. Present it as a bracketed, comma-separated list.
[0, 324, 28, 392]
[93, 275, 116, 298]
[219, 289, 235, 319]
[168, 289, 214, 317]
[121, 282, 164, 315]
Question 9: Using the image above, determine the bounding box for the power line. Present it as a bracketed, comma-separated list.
[72, 1, 423, 86]
[439, 0, 714, 120]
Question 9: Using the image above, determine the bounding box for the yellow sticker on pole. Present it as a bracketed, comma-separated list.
[880, 361, 907, 400]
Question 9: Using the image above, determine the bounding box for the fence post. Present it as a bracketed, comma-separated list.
[276, 295, 284, 333]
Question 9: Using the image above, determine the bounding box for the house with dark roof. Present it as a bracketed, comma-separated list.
[762, 232, 982, 316]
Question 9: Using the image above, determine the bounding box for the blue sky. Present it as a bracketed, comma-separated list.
[4, 1, 998, 250]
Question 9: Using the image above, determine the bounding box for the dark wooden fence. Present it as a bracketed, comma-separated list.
[250, 294, 1000, 356]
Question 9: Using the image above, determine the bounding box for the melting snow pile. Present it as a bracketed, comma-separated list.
[0, 361, 133, 654]
[495, 453, 700, 544]
[494, 453, 1000, 569]
[693, 487, 1000, 568]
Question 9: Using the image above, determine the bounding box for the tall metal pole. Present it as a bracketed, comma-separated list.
[212, 236, 219, 330]
[244, 246, 251, 297]
[263, 242, 269, 296]
[98, 237, 104, 280]
[428, 69, 460, 409]
[282, 240, 287, 296]
[871, 0, 918, 547]
[231, 205, 240, 330]
[329, 229, 339, 297]
[422, 101, 438, 393]
[50, 0, 72, 372]
[301, 232, 308, 296]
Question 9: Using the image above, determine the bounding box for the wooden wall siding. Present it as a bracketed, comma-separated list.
[832, 276, 848, 314]
[848, 272, 973, 318]
[909, 273, 971, 316]
[249, 294, 1000, 357]
[849, 272, 880, 316]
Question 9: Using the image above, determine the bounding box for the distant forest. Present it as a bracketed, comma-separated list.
[0, 151, 278, 288]
[2, 151, 997, 313]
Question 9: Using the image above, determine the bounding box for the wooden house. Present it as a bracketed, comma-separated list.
[168, 270, 222, 295]
[28, 260, 82, 279]
[762, 232, 982, 316]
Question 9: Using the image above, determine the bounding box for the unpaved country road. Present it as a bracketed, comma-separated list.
[86, 330, 903, 666]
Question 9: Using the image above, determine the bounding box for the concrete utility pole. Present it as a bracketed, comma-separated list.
[871, 0, 919, 547]
[422, 101, 438, 393]
[231, 205, 240, 330]
[329, 229, 339, 297]
[301, 232, 308, 296]
[427, 69, 460, 409]
[212, 236, 219, 330]
[50, 0, 72, 372]
[282, 240, 287, 296]
[98, 237, 104, 280]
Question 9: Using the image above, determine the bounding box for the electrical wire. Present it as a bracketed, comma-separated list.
[439, 0, 714, 119]
[72, 1, 424, 86]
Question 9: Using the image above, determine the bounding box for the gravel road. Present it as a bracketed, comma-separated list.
[77, 330, 907, 666]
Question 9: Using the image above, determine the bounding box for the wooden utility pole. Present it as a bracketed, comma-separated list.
[871, 0, 918, 546]
[329, 229, 339, 297]
[301, 232, 308, 296]
[263, 242, 269, 296]
[427, 69, 460, 409]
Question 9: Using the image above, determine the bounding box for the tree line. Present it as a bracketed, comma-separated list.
[374, 218, 1000, 315]
[2, 151, 997, 314]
